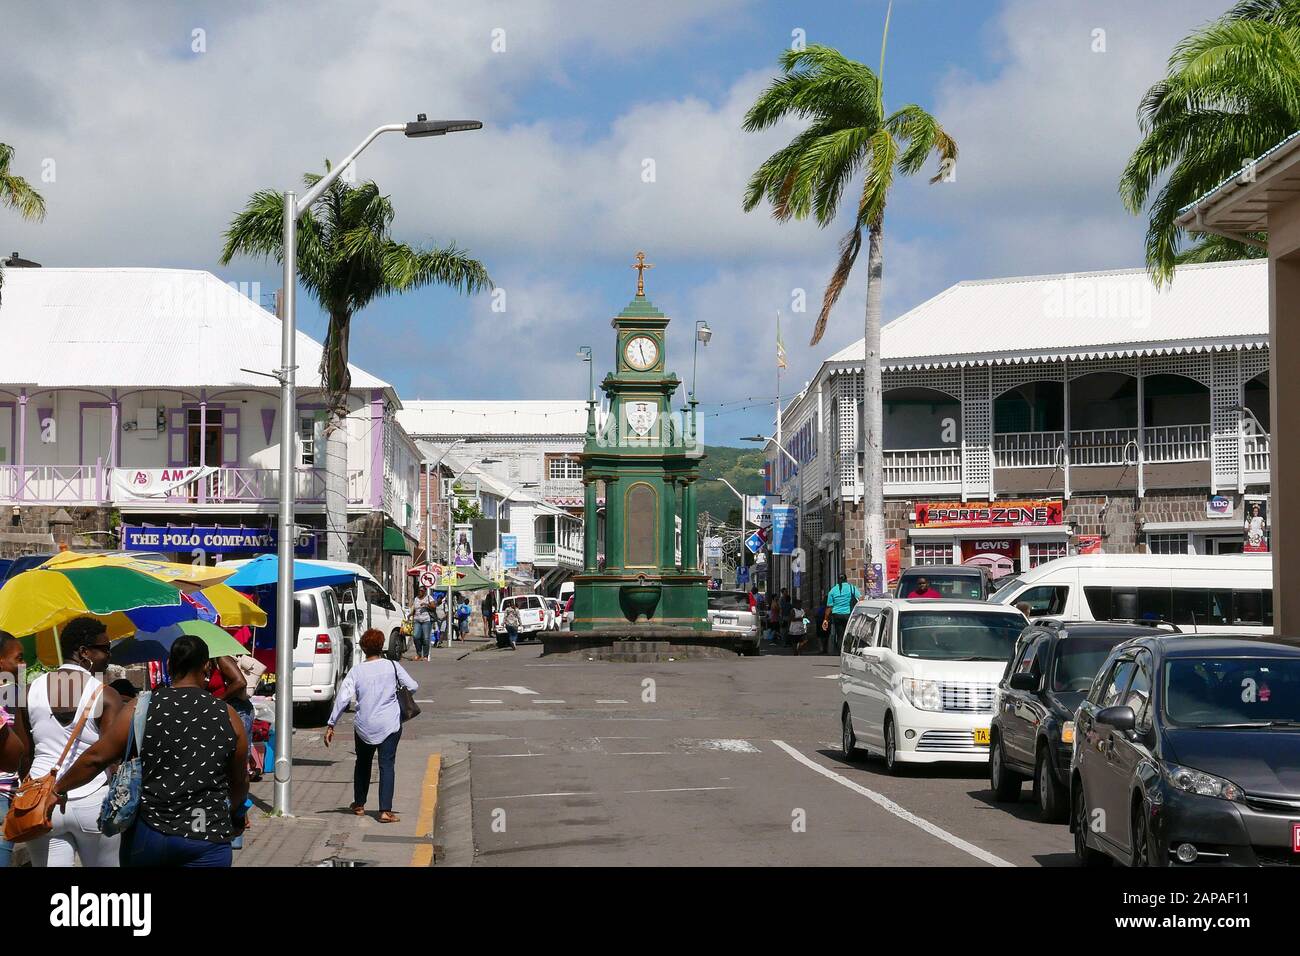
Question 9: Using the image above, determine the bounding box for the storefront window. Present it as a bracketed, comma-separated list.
[912, 543, 954, 566]
[1028, 541, 1067, 568]
[1146, 532, 1189, 554]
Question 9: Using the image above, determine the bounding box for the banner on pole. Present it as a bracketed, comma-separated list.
[770, 505, 798, 555]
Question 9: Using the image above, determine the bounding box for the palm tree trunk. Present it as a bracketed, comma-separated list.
[322, 311, 353, 562]
[862, 220, 886, 592]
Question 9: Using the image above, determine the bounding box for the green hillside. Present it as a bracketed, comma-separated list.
[695, 445, 766, 526]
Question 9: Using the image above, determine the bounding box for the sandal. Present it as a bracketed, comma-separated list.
[349, 803, 365, 816]
[378, 811, 400, 824]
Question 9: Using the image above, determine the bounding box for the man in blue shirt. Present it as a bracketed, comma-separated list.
[821, 573, 862, 655]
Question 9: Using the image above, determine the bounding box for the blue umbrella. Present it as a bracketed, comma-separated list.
[224, 555, 356, 590]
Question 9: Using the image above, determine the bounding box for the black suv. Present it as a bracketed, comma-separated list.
[990, 621, 1167, 822]
[1071, 635, 1300, 867]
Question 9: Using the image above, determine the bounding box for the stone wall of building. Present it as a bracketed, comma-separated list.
[0, 506, 117, 558]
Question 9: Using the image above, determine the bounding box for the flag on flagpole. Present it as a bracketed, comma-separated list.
[776, 312, 788, 370]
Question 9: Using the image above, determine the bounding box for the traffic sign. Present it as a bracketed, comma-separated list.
[419, 571, 437, 588]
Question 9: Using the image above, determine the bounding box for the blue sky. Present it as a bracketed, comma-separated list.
[2, 0, 1231, 443]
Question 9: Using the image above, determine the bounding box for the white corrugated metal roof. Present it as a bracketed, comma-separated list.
[826, 259, 1267, 370]
[398, 400, 587, 436]
[0, 267, 390, 390]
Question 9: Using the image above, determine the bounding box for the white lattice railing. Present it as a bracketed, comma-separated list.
[1143, 424, 1210, 463]
[882, 447, 961, 485]
[992, 431, 1065, 468]
[1069, 428, 1140, 466]
[13, 465, 102, 503]
[1243, 433, 1271, 475]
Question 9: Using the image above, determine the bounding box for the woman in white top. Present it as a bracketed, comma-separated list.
[22, 617, 127, 867]
[324, 628, 417, 823]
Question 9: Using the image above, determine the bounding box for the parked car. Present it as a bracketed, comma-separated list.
[989, 620, 1167, 821]
[494, 594, 550, 640]
[707, 589, 760, 652]
[1071, 634, 1300, 866]
[895, 564, 995, 601]
[292, 585, 351, 719]
[989, 554, 1273, 633]
[839, 598, 1029, 772]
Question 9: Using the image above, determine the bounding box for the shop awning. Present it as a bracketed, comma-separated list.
[383, 525, 412, 555]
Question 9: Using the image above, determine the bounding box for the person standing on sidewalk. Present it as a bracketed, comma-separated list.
[408, 586, 432, 660]
[24, 617, 127, 867]
[821, 574, 862, 656]
[325, 629, 417, 824]
[0, 633, 30, 868]
[480, 590, 497, 640]
[58, 634, 249, 867]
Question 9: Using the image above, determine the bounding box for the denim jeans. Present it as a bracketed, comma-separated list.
[121, 818, 232, 868]
[412, 619, 431, 657]
[229, 701, 254, 850]
[354, 729, 402, 812]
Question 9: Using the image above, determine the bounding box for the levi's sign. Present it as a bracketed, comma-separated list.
[914, 500, 1063, 529]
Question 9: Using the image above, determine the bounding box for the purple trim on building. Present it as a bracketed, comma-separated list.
[370, 390, 385, 509]
[16, 391, 26, 501]
[78, 402, 111, 500]
[261, 407, 275, 445]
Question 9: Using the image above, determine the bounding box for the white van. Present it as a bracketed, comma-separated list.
[495, 594, 550, 638]
[839, 598, 1029, 773]
[293, 585, 350, 717]
[308, 560, 406, 660]
[988, 554, 1272, 634]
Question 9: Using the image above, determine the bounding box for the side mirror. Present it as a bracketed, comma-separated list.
[1096, 705, 1136, 733]
[1009, 672, 1039, 692]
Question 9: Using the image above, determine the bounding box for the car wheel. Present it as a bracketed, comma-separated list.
[883, 717, 901, 774]
[388, 630, 404, 661]
[989, 736, 1023, 801]
[1035, 747, 1068, 823]
[1131, 802, 1158, 867]
[1073, 784, 1112, 867]
[841, 708, 864, 762]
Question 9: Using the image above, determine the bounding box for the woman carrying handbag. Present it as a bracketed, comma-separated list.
[324, 629, 418, 823]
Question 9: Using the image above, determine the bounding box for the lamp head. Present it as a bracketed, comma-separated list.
[405, 115, 483, 137]
[696, 321, 712, 345]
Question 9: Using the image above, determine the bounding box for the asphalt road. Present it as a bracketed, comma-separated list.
[404, 642, 1078, 867]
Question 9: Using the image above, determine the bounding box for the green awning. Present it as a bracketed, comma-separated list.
[443, 565, 497, 592]
[382, 525, 412, 555]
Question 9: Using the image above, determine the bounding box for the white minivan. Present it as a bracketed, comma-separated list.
[988, 553, 1272, 634]
[293, 585, 351, 718]
[309, 560, 407, 660]
[839, 598, 1029, 773]
[494, 594, 550, 639]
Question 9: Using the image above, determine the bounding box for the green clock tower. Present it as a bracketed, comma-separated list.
[572, 252, 709, 632]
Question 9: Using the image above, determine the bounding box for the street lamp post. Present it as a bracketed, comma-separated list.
[274, 115, 481, 817]
[691, 321, 712, 401]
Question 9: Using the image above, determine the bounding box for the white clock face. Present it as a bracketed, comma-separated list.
[624, 335, 659, 370]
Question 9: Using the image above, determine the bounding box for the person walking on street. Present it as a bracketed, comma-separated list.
[408, 586, 433, 660]
[22, 617, 126, 867]
[325, 629, 417, 824]
[502, 601, 521, 650]
[789, 597, 809, 655]
[778, 588, 793, 648]
[822, 574, 863, 656]
[58, 634, 249, 867]
[481, 591, 497, 640]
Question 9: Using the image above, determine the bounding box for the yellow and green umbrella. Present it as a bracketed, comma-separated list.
[111, 620, 251, 665]
[0, 565, 187, 666]
[39, 551, 236, 588]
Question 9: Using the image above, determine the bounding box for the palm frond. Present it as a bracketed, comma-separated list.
[0, 143, 47, 222]
[810, 226, 862, 347]
[1175, 230, 1268, 264]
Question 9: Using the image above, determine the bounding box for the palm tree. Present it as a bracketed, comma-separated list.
[741, 42, 956, 582]
[221, 165, 491, 561]
[1120, 0, 1300, 282]
[0, 143, 47, 305]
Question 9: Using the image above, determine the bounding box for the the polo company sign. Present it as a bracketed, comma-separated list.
[122, 525, 315, 556]
[913, 500, 1064, 529]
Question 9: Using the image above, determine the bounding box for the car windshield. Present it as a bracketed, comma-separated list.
[1164, 657, 1300, 726]
[897, 610, 1025, 661]
[1053, 636, 1133, 693]
[989, 576, 1026, 603]
[709, 591, 750, 611]
[900, 572, 984, 600]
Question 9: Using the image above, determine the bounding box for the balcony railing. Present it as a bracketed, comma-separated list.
[534, 540, 583, 568]
[1244, 433, 1271, 476]
[882, 447, 962, 487]
[992, 431, 1065, 468]
[0, 465, 102, 503]
[0, 464, 371, 505]
[1068, 428, 1139, 466]
[1143, 424, 1210, 463]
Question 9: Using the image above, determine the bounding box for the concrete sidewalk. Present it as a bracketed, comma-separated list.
[234, 717, 470, 868]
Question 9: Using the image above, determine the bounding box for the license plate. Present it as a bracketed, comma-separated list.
[973, 728, 991, 746]
[1293, 822, 1300, 853]
[717, 615, 736, 624]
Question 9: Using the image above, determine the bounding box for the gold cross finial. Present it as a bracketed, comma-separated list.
[631, 250, 653, 296]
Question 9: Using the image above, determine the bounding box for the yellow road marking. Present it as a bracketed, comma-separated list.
[410, 753, 442, 867]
